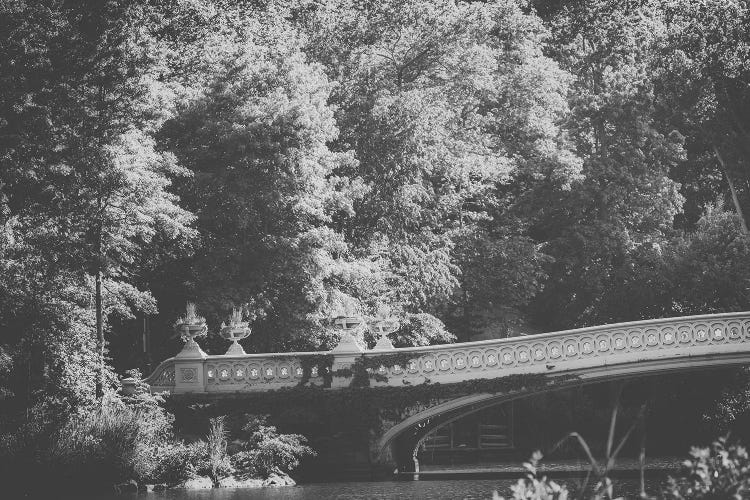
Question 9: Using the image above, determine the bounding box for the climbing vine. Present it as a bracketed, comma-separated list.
[268, 354, 335, 387]
[342, 353, 423, 387]
[277, 352, 539, 389]
[172, 372, 580, 438]
[299, 354, 335, 387]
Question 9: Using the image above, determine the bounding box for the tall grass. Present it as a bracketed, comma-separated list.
[551, 384, 648, 499]
[45, 397, 167, 488]
[206, 416, 230, 484]
[495, 383, 649, 500]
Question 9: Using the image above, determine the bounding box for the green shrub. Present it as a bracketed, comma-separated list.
[230, 415, 315, 478]
[41, 393, 170, 488]
[665, 436, 750, 499]
[206, 416, 232, 483]
[0, 370, 176, 494]
[145, 441, 207, 486]
[493, 451, 568, 500]
[140, 416, 233, 486]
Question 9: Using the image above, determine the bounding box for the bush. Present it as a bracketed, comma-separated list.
[497, 437, 750, 500]
[0, 369, 176, 494]
[665, 436, 750, 499]
[141, 417, 233, 486]
[206, 416, 232, 483]
[145, 441, 208, 486]
[0, 390, 315, 492]
[230, 415, 315, 478]
[46, 386, 174, 486]
[493, 451, 568, 500]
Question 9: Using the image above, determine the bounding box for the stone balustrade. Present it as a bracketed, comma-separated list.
[144, 311, 750, 394]
[147, 351, 329, 393]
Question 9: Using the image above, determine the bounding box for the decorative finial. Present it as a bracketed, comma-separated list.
[220, 306, 251, 355]
[174, 302, 208, 358]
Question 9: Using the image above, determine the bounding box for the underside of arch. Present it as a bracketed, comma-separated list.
[378, 352, 750, 472]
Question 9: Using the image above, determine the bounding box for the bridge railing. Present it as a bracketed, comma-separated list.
[144, 311, 750, 394]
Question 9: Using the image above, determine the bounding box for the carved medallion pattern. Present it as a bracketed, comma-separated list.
[150, 313, 750, 393]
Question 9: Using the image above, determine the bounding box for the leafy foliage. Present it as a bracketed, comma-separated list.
[0, 386, 174, 494]
[493, 451, 569, 500]
[658, 0, 750, 232]
[389, 313, 455, 348]
[206, 417, 231, 485]
[665, 437, 750, 500]
[300, 0, 581, 338]
[1, 0, 750, 491]
[230, 414, 315, 479]
[145, 441, 208, 486]
[178, 373, 568, 444]
[0, 0, 195, 409]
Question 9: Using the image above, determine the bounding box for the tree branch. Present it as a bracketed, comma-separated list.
[714, 144, 750, 234]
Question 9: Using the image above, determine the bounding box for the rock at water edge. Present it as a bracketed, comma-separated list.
[218, 476, 265, 488]
[262, 473, 296, 487]
[175, 476, 214, 489]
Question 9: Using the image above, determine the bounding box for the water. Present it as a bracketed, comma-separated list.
[108, 477, 656, 500]
[135, 480, 511, 499]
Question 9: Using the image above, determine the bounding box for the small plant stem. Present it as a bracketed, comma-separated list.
[639, 408, 647, 498]
[606, 382, 624, 460]
[553, 432, 600, 475]
[610, 403, 648, 466]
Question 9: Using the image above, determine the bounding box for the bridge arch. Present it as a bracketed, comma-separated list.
[376, 350, 750, 473]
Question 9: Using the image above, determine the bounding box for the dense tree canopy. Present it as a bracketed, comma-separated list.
[0, 0, 749, 419]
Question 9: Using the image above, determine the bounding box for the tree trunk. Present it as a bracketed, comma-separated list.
[714, 145, 750, 234]
[95, 268, 104, 399]
[143, 314, 152, 373]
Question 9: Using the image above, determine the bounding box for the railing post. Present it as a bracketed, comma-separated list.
[330, 331, 364, 389]
[173, 340, 208, 393]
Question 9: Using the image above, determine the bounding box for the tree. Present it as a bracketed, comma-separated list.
[302, 0, 581, 338]
[528, 0, 685, 329]
[662, 203, 750, 316]
[159, 3, 369, 350]
[658, 0, 750, 233]
[0, 0, 194, 399]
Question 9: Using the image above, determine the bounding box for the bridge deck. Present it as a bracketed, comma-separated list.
[145, 311, 750, 394]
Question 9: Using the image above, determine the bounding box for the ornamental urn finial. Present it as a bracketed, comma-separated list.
[174, 302, 208, 358]
[220, 306, 251, 355]
[369, 306, 399, 350]
[331, 315, 365, 353]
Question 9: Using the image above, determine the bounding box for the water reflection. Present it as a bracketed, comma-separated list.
[113, 478, 656, 500]
[125, 480, 516, 500]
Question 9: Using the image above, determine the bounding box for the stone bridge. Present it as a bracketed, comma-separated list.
[144, 311, 750, 475]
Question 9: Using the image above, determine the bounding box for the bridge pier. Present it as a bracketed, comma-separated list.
[330, 330, 364, 388]
[173, 338, 208, 393]
[389, 438, 422, 478]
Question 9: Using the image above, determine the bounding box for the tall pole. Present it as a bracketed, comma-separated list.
[96, 268, 104, 399]
[143, 315, 152, 373]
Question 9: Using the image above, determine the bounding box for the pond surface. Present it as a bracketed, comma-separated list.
[132, 480, 511, 499]
[106, 477, 659, 500]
